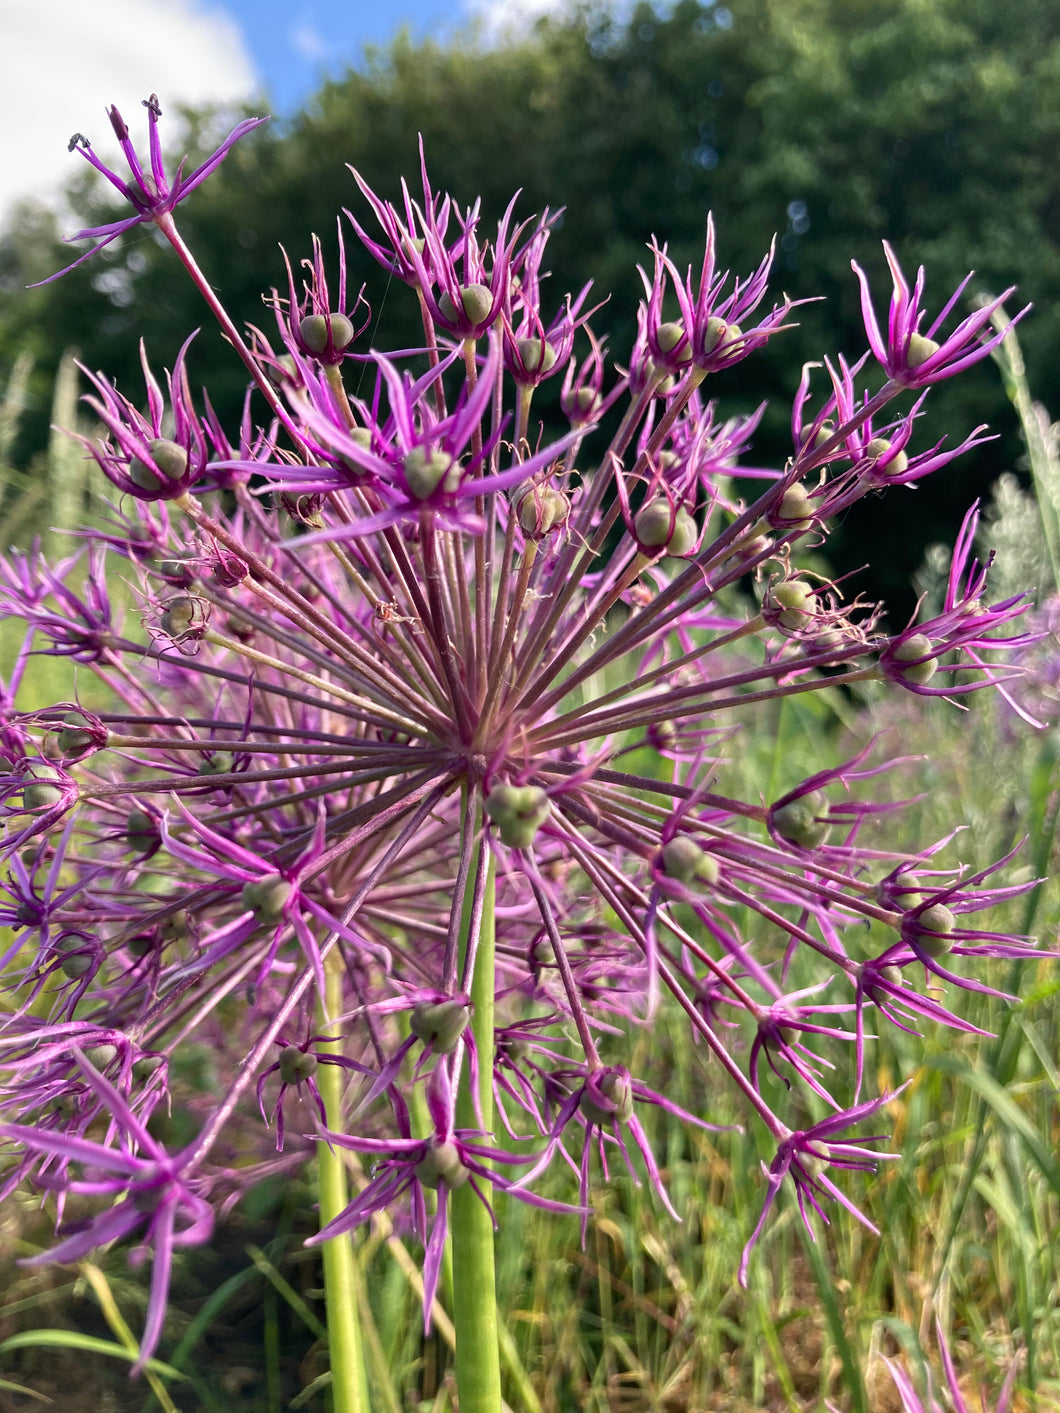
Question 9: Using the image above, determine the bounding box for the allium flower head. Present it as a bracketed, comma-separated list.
[1, 99, 1048, 1376]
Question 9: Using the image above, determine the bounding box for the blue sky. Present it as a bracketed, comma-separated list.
[219, 0, 460, 112]
[2, 0, 558, 226]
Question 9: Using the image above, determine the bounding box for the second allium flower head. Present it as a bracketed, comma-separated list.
[0, 98, 1044, 1368]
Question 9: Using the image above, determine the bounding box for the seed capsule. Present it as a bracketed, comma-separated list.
[633, 500, 697, 557]
[242, 875, 293, 922]
[409, 999, 471, 1054]
[279, 1046, 318, 1084]
[485, 783, 550, 848]
[772, 789, 830, 849]
[414, 1140, 470, 1190]
[891, 632, 938, 685]
[580, 1069, 634, 1126]
[911, 902, 957, 957]
[22, 764, 64, 813]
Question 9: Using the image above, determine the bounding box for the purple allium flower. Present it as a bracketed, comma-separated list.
[39, 96, 265, 285]
[2, 110, 1048, 1373]
[852, 241, 1029, 388]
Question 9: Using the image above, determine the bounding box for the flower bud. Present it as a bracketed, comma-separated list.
[772, 789, 830, 849]
[518, 484, 569, 538]
[484, 783, 550, 848]
[410, 999, 471, 1054]
[414, 1139, 470, 1190]
[864, 437, 909, 478]
[22, 764, 64, 813]
[658, 835, 719, 886]
[299, 312, 355, 355]
[279, 1045, 318, 1084]
[580, 1069, 634, 1126]
[129, 438, 188, 493]
[633, 500, 697, 557]
[438, 283, 493, 329]
[910, 902, 956, 957]
[242, 874, 293, 922]
[891, 633, 938, 685]
[906, 332, 940, 368]
[403, 447, 457, 501]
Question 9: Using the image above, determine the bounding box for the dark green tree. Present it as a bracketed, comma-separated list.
[3, 0, 1057, 605]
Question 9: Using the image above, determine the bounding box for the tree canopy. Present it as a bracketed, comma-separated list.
[3, 0, 1058, 603]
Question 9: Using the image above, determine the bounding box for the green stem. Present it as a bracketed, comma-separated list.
[451, 809, 501, 1413]
[318, 948, 370, 1413]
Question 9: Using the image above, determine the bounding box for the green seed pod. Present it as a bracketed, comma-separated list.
[484, 783, 550, 848]
[242, 875, 293, 922]
[438, 282, 493, 328]
[580, 1070, 634, 1126]
[403, 447, 457, 500]
[409, 999, 471, 1054]
[798, 1141, 831, 1179]
[56, 936, 92, 978]
[22, 764, 64, 813]
[772, 789, 831, 849]
[912, 902, 956, 957]
[876, 869, 923, 910]
[516, 337, 558, 374]
[159, 594, 206, 639]
[125, 808, 159, 855]
[197, 752, 235, 778]
[864, 436, 909, 477]
[414, 1140, 470, 1190]
[633, 500, 697, 556]
[811, 421, 836, 452]
[776, 1024, 799, 1045]
[517, 485, 569, 538]
[132, 1054, 165, 1081]
[702, 317, 743, 355]
[299, 311, 355, 355]
[279, 1045, 318, 1084]
[572, 386, 601, 420]
[85, 1044, 118, 1070]
[775, 483, 814, 531]
[879, 964, 904, 985]
[891, 632, 938, 685]
[772, 579, 818, 631]
[906, 332, 940, 368]
[655, 320, 691, 363]
[129, 438, 188, 492]
[659, 835, 719, 886]
[56, 710, 99, 756]
[127, 932, 156, 958]
[530, 934, 555, 968]
[501, 1035, 531, 1063]
[160, 909, 189, 945]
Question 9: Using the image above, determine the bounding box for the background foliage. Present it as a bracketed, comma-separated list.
[2, 0, 1059, 606]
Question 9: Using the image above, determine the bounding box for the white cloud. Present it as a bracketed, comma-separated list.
[0, 0, 259, 229]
